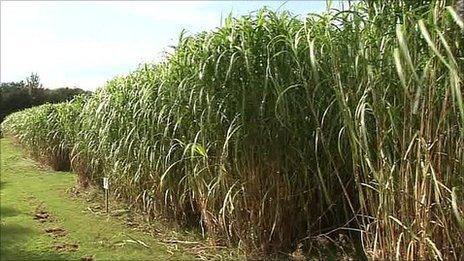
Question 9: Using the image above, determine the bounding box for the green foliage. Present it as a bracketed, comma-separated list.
[2, 0, 463, 259]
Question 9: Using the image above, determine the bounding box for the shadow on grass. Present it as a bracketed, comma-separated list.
[0, 206, 21, 219]
[0, 205, 73, 261]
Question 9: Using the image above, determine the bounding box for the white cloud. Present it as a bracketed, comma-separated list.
[2, 28, 160, 88]
[1, 1, 331, 91]
[112, 1, 220, 26]
[0, 1, 224, 90]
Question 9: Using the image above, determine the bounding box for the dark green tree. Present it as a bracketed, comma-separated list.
[0, 73, 90, 122]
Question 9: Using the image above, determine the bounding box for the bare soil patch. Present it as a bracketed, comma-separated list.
[33, 210, 51, 223]
[45, 227, 68, 238]
[54, 243, 79, 252]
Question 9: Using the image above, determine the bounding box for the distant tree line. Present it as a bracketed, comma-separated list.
[0, 73, 91, 122]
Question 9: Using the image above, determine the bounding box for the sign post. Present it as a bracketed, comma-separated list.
[103, 177, 109, 214]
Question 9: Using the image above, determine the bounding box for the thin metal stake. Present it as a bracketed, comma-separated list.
[103, 177, 109, 214]
[105, 189, 109, 214]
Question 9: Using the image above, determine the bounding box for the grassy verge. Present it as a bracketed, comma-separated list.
[0, 138, 224, 261]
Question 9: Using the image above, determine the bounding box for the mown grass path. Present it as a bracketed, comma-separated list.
[0, 138, 193, 261]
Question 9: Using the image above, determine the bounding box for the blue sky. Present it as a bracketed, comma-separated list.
[1, 1, 349, 91]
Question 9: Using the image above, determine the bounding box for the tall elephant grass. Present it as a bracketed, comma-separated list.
[2, 98, 84, 170]
[2, 0, 463, 259]
[354, 1, 464, 259]
[72, 1, 463, 258]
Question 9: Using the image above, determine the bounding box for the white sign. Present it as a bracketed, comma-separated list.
[103, 177, 109, 189]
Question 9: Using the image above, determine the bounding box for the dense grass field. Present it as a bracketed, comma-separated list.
[2, 0, 463, 259]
